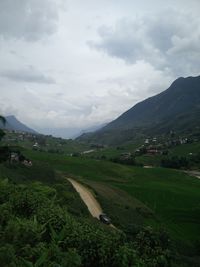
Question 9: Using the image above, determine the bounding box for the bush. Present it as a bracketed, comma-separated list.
[0, 244, 16, 267]
[133, 227, 172, 267]
[113, 245, 144, 267]
[0, 165, 174, 267]
[11, 188, 42, 218]
[161, 156, 190, 169]
[0, 146, 10, 162]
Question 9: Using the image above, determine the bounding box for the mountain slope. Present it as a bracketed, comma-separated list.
[0, 115, 37, 134]
[78, 75, 200, 145]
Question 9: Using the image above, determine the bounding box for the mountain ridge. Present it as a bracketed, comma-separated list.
[77, 75, 200, 144]
[0, 115, 38, 134]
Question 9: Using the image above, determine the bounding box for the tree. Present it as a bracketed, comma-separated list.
[0, 115, 6, 125]
[0, 115, 6, 141]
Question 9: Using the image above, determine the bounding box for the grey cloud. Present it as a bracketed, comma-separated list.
[89, 19, 149, 63]
[89, 9, 200, 75]
[0, 0, 61, 41]
[0, 61, 172, 129]
[0, 66, 55, 84]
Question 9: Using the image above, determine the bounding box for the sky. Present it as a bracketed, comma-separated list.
[0, 0, 200, 137]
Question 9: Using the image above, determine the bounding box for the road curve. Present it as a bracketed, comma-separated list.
[68, 178, 103, 219]
[184, 170, 200, 179]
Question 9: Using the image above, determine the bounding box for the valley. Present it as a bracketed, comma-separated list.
[1, 75, 200, 266]
[1, 0, 200, 265]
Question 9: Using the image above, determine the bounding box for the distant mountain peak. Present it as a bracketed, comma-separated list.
[77, 75, 200, 145]
[0, 115, 37, 134]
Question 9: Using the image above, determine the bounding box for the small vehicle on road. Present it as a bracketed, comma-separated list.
[99, 213, 111, 225]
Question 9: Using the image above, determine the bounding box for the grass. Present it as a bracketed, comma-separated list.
[80, 180, 153, 231]
[135, 141, 200, 168]
[135, 154, 162, 166]
[0, 161, 89, 218]
[2, 131, 91, 154]
[170, 141, 200, 156]
[83, 143, 140, 160]
[83, 141, 200, 170]
[23, 149, 136, 182]
[113, 168, 200, 243]
[23, 148, 200, 248]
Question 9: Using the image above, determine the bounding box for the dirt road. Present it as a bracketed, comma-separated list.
[185, 170, 200, 179]
[68, 178, 103, 219]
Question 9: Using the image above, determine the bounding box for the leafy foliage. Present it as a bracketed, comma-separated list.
[0, 163, 174, 267]
[161, 156, 190, 169]
[0, 115, 6, 142]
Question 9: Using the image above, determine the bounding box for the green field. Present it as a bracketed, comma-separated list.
[81, 140, 200, 170]
[170, 142, 200, 156]
[82, 143, 141, 159]
[135, 141, 200, 167]
[2, 131, 90, 154]
[24, 149, 200, 248]
[1, 145, 200, 265]
[0, 162, 134, 267]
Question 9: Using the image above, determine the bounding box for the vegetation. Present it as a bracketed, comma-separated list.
[161, 156, 190, 169]
[22, 150, 200, 243]
[78, 76, 200, 145]
[1, 130, 90, 155]
[0, 115, 6, 141]
[1, 119, 200, 266]
[136, 141, 200, 169]
[0, 162, 174, 267]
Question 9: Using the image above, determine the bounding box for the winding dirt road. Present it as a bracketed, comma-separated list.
[184, 170, 200, 179]
[68, 178, 103, 219]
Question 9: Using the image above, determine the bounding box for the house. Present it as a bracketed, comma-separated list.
[146, 149, 160, 155]
[10, 152, 19, 162]
[33, 142, 39, 150]
[82, 149, 95, 154]
[119, 152, 132, 160]
[22, 159, 32, 167]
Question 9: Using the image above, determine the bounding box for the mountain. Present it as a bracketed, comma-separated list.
[36, 123, 108, 139]
[77, 75, 200, 145]
[77, 123, 108, 136]
[35, 127, 82, 139]
[0, 115, 37, 134]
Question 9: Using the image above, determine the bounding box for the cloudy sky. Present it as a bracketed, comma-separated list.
[0, 0, 200, 136]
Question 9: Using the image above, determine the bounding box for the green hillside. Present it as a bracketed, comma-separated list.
[78, 75, 200, 145]
[1, 108, 200, 266]
[0, 115, 37, 134]
[0, 160, 177, 267]
[23, 150, 200, 246]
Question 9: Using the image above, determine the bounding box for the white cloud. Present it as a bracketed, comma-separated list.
[0, 1, 199, 137]
[0, 65, 55, 84]
[0, 0, 62, 41]
[89, 9, 200, 75]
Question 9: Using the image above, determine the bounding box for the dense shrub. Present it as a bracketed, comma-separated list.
[0, 244, 16, 267]
[11, 188, 42, 218]
[190, 152, 200, 164]
[111, 156, 142, 166]
[0, 146, 10, 162]
[133, 227, 172, 267]
[0, 129, 5, 141]
[0, 165, 173, 267]
[161, 156, 190, 169]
